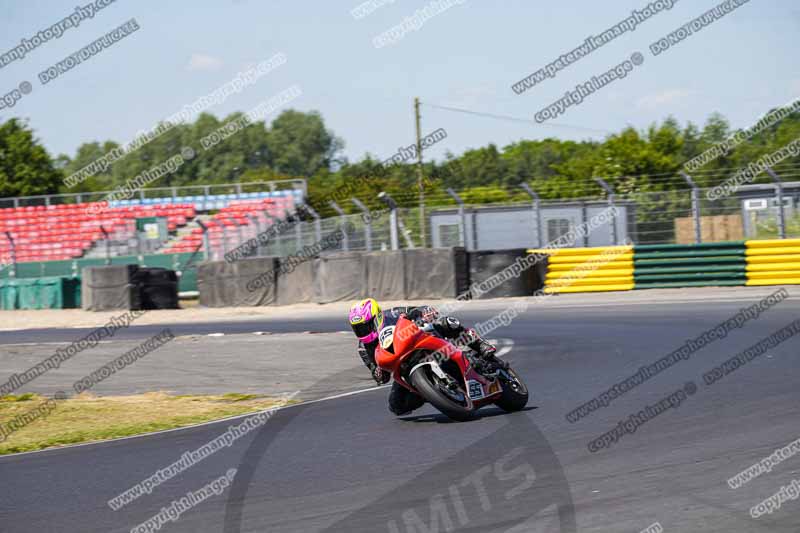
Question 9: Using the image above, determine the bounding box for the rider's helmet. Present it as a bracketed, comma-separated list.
[348, 297, 384, 344]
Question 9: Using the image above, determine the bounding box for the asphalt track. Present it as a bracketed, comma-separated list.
[1, 295, 799, 532]
[0, 318, 349, 346]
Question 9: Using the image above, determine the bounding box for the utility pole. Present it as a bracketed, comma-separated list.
[414, 97, 427, 248]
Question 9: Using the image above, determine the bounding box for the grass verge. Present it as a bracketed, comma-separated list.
[0, 392, 296, 456]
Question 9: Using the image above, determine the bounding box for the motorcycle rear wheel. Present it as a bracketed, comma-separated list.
[409, 366, 473, 422]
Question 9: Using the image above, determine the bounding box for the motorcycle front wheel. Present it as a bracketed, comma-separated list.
[494, 367, 529, 412]
[409, 365, 473, 422]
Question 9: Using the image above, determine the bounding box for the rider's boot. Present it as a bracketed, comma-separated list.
[463, 328, 508, 374]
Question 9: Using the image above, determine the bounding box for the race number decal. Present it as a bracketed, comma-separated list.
[467, 380, 485, 400]
[379, 326, 395, 350]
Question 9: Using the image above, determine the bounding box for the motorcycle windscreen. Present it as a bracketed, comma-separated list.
[376, 318, 421, 369]
[391, 317, 423, 356]
[395, 318, 460, 365]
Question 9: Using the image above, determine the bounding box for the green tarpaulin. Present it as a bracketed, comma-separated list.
[0, 277, 80, 309]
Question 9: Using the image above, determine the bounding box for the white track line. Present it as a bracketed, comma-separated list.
[0, 341, 115, 348]
[0, 339, 521, 459]
[0, 384, 389, 460]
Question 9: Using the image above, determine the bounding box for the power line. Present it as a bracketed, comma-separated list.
[421, 101, 614, 136]
[418, 105, 800, 179]
[421, 101, 800, 174]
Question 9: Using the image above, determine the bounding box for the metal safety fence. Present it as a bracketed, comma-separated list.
[3, 176, 800, 279]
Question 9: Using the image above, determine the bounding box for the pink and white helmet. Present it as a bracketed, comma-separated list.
[348, 298, 384, 343]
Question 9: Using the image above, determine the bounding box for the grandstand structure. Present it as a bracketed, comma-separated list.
[0, 180, 305, 268]
[0, 203, 195, 263]
[161, 195, 297, 256]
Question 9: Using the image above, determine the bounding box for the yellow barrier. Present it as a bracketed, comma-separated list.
[527, 246, 633, 256]
[546, 268, 634, 280]
[746, 278, 800, 286]
[745, 239, 800, 248]
[745, 247, 800, 256]
[547, 253, 635, 264]
[547, 261, 634, 272]
[746, 254, 800, 264]
[535, 240, 800, 290]
[531, 245, 635, 295]
[747, 271, 800, 280]
[546, 277, 635, 287]
[747, 263, 800, 272]
[744, 239, 800, 286]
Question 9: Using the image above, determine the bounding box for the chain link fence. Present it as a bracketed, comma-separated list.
[5, 180, 798, 275]
[200, 182, 800, 261]
[207, 209, 410, 262]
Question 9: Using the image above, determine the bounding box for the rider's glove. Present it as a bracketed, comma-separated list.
[419, 322, 436, 333]
[372, 366, 391, 385]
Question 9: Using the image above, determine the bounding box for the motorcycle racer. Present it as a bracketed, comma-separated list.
[348, 297, 507, 416]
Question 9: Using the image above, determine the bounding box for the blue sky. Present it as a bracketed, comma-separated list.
[1, 0, 797, 165]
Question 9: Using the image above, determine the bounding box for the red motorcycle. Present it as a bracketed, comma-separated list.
[375, 315, 529, 421]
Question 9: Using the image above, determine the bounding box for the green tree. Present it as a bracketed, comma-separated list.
[26, 105, 800, 215]
[265, 110, 343, 177]
[61, 140, 120, 193]
[0, 119, 63, 198]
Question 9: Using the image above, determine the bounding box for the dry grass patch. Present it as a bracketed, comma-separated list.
[0, 392, 296, 455]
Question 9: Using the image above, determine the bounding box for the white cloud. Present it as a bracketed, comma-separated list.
[636, 89, 692, 110]
[186, 54, 223, 72]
